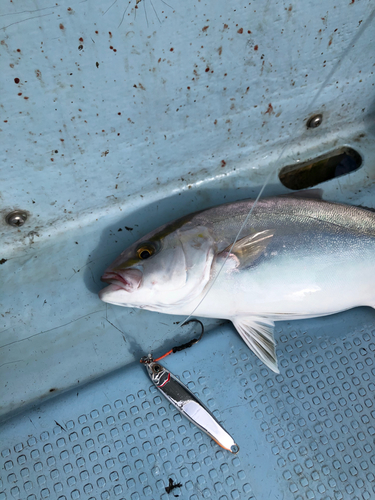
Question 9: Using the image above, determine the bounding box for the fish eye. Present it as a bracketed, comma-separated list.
[153, 364, 162, 373]
[136, 243, 155, 260]
[139, 249, 152, 259]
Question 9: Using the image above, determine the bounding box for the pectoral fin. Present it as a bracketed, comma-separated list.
[221, 230, 273, 269]
[232, 316, 279, 373]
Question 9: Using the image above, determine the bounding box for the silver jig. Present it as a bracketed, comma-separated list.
[143, 358, 239, 454]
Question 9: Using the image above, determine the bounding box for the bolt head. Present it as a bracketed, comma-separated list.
[307, 114, 323, 129]
[6, 210, 27, 227]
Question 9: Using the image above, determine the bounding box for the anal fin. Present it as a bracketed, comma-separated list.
[232, 316, 279, 373]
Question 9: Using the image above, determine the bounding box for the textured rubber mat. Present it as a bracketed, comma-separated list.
[1, 312, 375, 500]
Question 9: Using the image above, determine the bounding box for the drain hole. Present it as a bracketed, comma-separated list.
[279, 147, 362, 190]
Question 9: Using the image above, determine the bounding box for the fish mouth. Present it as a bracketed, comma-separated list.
[101, 272, 131, 287]
[101, 268, 142, 292]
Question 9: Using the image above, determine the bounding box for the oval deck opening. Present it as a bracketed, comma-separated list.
[279, 147, 362, 190]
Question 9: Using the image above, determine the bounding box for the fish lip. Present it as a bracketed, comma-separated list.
[101, 272, 130, 287]
[100, 269, 143, 292]
[100, 272, 136, 292]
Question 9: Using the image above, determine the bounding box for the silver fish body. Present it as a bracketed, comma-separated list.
[100, 194, 375, 372]
[145, 360, 239, 453]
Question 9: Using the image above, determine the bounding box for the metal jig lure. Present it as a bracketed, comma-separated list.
[141, 320, 239, 453]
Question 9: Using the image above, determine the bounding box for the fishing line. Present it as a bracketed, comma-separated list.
[141, 319, 204, 363]
[176, 7, 375, 331]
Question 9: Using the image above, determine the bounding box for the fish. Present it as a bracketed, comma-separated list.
[99, 191, 375, 373]
[143, 357, 239, 453]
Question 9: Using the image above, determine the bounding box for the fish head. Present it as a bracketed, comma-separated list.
[99, 219, 215, 312]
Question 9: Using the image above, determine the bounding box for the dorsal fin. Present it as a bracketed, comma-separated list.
[282, 189, 323, 200]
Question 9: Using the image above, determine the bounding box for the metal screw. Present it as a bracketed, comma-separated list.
[307, 114, 323, 129]
[6, 210, 27, 227]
